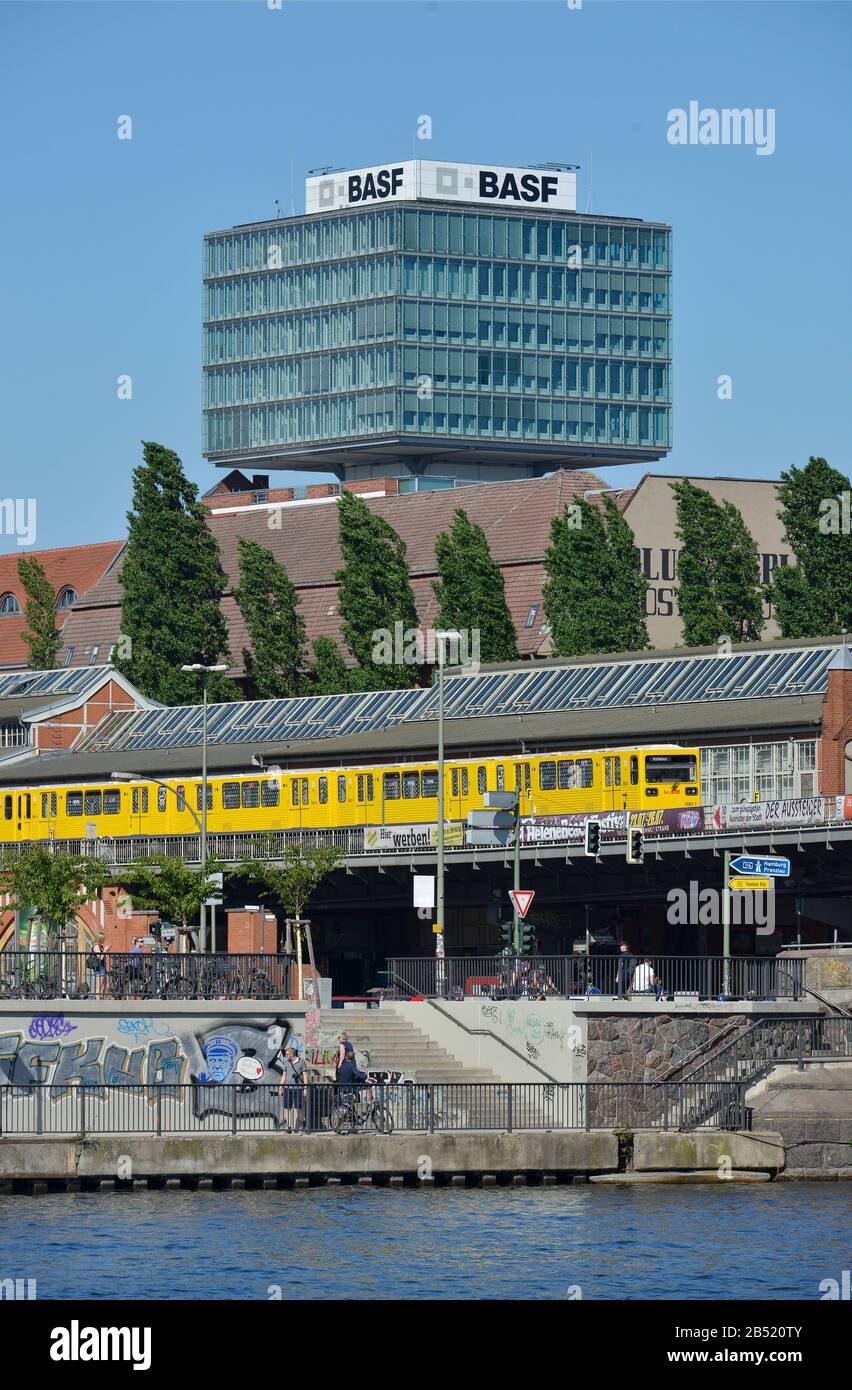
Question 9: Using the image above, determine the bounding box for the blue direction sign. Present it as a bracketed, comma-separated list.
[729, 854, 791, 878]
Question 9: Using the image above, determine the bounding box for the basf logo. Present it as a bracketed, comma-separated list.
[305, 160, 577, 213]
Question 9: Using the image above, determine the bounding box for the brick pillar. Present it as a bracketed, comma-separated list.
[820, 659, 852, 795]
[227, 910, 278, 954]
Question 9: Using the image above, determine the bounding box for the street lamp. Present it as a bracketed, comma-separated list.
[182, 663, 227, 952]
[434, 631, 460, 994]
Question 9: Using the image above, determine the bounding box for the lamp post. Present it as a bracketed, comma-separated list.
[434, 631, 460, 996]
[182, 663, 227, 952]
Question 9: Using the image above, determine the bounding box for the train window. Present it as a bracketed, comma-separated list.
[557, 761, 574, 789]
[539, 761, 557, 790]
[292, 780, 299, 806]
[496, 765, 505, 791]
[478, 766, 487, 794]
[261, 780, 279, 808]
[451, 769, 459, 796]
[630, 756, 639, 785]
[242, 781, 260, 809]
[222, 782, 240, 810]
[41, 793, 48, 817]
[605, 759, 612, 788]
[23, 795, 31, 819]
[461, 769, 469, 796]
[51, 793, 58, 816]
[614, 759, 622, 786]
[524, 763, 531, 791]
[318, 777, 328, 805]
[366, 773, 374, 800]
[577, 759, 593, 789]
[67, 791, 83, 817]
[103, 791, 120, 815]
[176, 785, 186, 812]
[3, 795, 12, 820]
[301, 779, 309, 805]
[383, 773, 400, 801]
[42, 793, 55, 817]
[132, 788, 149, 815]
[422, 771, 438, 798]
[645, 753, 698, 784]
[158, 786, 167, 814]
[196, 785, 213, 811]
[338, 776, 346, 803]
[84, 791, 102, 816]
[402, 771, 420, 799]
[358, 775, 366, 803]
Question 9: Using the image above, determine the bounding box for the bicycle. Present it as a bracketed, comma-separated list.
[330, 1084, 394, 1136]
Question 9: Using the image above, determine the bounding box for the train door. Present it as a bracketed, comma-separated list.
[603, 755, 624, 811]
[514, 761, 532, 815]
[446, 765, 468, 823]
[16, 792, 32, 841]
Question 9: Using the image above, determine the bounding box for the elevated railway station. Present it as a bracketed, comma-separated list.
[0, 635, 849, 991]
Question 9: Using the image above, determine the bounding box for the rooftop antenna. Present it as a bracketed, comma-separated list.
[273, 198, 281, 219]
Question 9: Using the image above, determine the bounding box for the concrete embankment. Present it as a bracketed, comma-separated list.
[0, 1129, 785, 1191]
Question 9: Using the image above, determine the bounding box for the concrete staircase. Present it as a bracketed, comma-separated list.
[338, 1007, 501, 1084]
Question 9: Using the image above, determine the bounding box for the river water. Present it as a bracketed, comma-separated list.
[1, 1183, 848, 1300]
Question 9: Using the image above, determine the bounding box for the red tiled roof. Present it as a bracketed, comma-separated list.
[0, 541, 124, 671]
[58, 474, 608, 675]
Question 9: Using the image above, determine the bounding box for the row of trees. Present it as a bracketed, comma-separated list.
[0, 841, 341, 948]
[15, 443, 851, 691]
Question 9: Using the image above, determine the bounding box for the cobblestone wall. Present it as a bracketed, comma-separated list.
[587, 1015, 737, 1084]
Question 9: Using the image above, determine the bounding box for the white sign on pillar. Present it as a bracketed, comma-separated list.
[413, 875, 435, 909]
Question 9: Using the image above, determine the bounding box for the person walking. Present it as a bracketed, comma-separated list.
[278, 1044, 307, 1133]
[88, 933, 108, 999]
[335, 1033, 352, 1077]
[615, 941, 633, 1000]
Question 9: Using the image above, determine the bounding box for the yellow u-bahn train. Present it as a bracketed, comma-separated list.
[0, 744, 700, 845]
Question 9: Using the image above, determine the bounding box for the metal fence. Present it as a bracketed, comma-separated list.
[385, 954, 806, 1001]
[0, 1079, 751, 1136]
[0, 951, 291, 1002]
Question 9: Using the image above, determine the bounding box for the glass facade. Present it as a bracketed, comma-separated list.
[203, 204, 672, 466]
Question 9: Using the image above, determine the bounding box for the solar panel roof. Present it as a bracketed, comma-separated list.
[0, 666, 115, 702]
[79, 644, 838, 756]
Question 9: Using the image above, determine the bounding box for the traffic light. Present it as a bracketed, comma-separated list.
[499, 920, 514, 946]
[627, 827, 644, 865]
[584, 819, 601, 857]
[518, 922, 534, 954]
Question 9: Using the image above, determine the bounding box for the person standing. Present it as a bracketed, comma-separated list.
[278, 1044, 307, 1133]
[89, 933, 108, 999]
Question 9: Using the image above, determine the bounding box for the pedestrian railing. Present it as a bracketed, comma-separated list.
[385, 954, 806, 1001]
[0, 1080, 752, 1137]
[0, 951, 291, 1002]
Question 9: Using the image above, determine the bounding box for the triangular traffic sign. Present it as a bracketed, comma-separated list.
[508, 889, 535, 919]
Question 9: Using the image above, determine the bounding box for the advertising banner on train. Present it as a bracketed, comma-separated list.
[519, 806, 705, 845]
[711, 798, 827, 832]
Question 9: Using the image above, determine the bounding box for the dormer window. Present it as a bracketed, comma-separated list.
[57, 587, 78, 610]
[0, 593, 20, 616]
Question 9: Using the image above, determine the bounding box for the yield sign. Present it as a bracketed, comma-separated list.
[509, 889, 535, 919]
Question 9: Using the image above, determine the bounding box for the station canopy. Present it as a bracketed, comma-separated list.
[79, 644, 838, 756]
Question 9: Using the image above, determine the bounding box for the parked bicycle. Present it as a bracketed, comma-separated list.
[330, 1084, 394, 1136]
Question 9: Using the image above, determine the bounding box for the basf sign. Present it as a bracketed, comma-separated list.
[305, 160, 577, 214]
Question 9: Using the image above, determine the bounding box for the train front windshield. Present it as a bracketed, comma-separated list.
[644, 753, 697, 784]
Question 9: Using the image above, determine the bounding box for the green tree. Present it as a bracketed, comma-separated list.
[767, 457, 852, 637]
[433, 508, 519, 662]
[17, 556, 62, 670]
[335, 490, 420, 689]
[115, 441, 238, 704]
[672, 480, 764, 646]
[119, 855, 223, 939]
[0, 845, 107, 944]
[234, 537, 306, 699]
[542, 496, 649, 655]
[304, 635, 351, 695]
[234, 841, 341, 932]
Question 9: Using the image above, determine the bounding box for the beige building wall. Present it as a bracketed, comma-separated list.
[620, 475, 792, 649]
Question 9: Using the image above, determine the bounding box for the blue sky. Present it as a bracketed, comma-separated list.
[0, 0, 850, 554]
